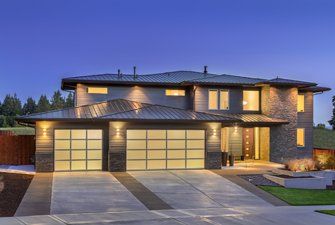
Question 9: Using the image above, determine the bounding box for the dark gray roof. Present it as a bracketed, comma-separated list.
[17, 99, 239, 123]
[220, 113, 289, 125]
[258, 77, 317, 87]
[61, 71, 269, 89]
[299, 86, 331, 93]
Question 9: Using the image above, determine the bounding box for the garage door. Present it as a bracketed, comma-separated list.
[54, 129, 103, 171]
[126, 129, 205, 170]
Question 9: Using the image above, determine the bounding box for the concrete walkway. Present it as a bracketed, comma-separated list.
[51, 172, 146, 214]
[3, 205, 335, 224]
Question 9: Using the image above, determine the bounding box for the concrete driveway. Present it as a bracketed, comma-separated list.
[129, 170, 271, 209]
[51, 172, 146, 214]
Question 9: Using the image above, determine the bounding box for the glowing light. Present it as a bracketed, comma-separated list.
[243, 100, 248, 106]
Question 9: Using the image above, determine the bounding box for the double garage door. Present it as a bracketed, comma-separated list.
[54, 129, 103, 171]
[126, 129, 205, 170]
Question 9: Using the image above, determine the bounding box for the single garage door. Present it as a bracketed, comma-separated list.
[126, 129, 205, 170]
[54, 129, 103, 171]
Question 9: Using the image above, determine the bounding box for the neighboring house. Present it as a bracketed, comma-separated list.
[17, 68, 330, 172]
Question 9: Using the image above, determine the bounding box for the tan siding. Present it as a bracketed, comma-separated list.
[297, 92, 314, 151]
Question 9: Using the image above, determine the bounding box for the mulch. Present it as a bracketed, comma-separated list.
[0, 172, 33, 217]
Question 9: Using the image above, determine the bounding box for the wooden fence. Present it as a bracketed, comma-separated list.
[0, 135, 35, 165]
[313, 148, 335, 158]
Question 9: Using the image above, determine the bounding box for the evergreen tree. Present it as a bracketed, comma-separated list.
[22, 97, 37, 115]
[37, 95, 51, 112]
[65, 92, 74, 108]
[50, 90, 65, 110]
[329, 96, 335, 130]
[1, 94, 22, 116]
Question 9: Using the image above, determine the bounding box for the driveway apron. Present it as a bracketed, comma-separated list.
[51, 172, 146, 214]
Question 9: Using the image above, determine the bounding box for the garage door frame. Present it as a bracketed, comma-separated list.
[126, 129, 206, 171]
[53, 128, 104, 171]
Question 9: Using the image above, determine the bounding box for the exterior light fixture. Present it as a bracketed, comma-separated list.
[116, 128, 120, 136]
[42, 128, 47, 137]
[243, 100, 248, 106]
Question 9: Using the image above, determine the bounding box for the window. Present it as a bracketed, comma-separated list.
[165, 89, 185, 96]
[297, 128, 305, 147]
[297, 94, 305, 112]
[208, 90, 218, 110]
[243, 90, 260, 111]
[87, 87, 108, 94]
[220, 90, 229, 110]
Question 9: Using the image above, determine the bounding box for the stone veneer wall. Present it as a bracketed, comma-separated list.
[262, 86, 302, 163]
[108, 122, 222, 171]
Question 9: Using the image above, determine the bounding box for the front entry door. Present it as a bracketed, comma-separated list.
[242, 128, 254, 160]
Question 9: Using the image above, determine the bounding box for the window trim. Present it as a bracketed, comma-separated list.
[297, 128, 305, 148]
[297, 94, 305, 113]
[165, 89, 186, 97]
[87, 87, 108, 94]
[242, 90, 260, 111]
[208, 89, 219, 110]
[219, 89, 230, 110]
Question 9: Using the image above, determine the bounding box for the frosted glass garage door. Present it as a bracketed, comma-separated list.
[54, 129, 103, 171]
[126, 129, 205, 170]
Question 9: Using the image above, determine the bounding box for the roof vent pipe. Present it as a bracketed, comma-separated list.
[133, 66, 137, 79]
[204, 65, 208, 75]
[117, 69, 121, 78]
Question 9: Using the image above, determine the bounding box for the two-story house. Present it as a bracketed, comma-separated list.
[17, 68, 330, 172]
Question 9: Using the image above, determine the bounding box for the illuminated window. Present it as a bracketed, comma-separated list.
[243, 90, 260, 111]
[297, 94, 305, 112]
[208, 90, 218, 110]
[87, 87, 108, 94]
[165, 89, 185, 96]
[297, 128, 305, 147]
[220, 90, 229, 110]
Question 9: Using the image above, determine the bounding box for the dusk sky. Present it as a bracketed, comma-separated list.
[0, 0, 334, 124]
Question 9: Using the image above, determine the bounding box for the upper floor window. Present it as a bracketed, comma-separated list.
[297, 128, 305, 147]
[208, 89, 229, 110]
[243, 90, 260, 111]
[87, 87, 108, 94]
[297, 94, 305, 112]
[165, 89, 185, 96]
[220, 90, 229, 110]
[208, 90, 218, 110]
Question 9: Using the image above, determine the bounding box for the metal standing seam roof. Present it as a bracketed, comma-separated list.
[222, 113, 289, 125]
[61, 71, 274, 89]
[258, 77, 317, 87]
[16, 99, 240, 123]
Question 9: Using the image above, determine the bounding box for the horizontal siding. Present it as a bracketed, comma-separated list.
[76, 84, 191, 109]
[297, 92, 313, 151]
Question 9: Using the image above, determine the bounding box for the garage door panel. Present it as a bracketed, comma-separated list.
[127, 160, 146, 170]
[127, 140, 146, 149]
[147, 140, 166, 149]
[147, 160, 166, 169]
[127, 150, 146, 159]
[126, 129, 205, 171]
[167, 160, 186, 169]
[147, 150, 166, 159]
[54, 129, 103, 171]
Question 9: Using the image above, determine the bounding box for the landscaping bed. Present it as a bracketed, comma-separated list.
[316, 210, 335, 216]
[0, 172, 33, 216]
[260, 186, 335, 206]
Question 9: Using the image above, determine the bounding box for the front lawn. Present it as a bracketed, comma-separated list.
[316, 210, 335, 216]
[260, 186, 335, 206]
[0, 127, 35, 135]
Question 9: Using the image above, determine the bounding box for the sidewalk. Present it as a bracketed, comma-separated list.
[2, 205, 335, 225]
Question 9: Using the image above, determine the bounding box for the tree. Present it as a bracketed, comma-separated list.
[50, 90, 65, 110]
[22, 97, 37, 115]
[329, 96, 335, 130]
[316, 123, 326, 129]
[65, 92, 74, 108]
[1, 94, 22, 116]
[37, 95, 51, 112]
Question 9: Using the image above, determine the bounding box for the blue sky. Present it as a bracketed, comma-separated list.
[0, 0, 334, 124]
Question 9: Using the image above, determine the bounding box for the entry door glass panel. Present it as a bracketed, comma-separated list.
[126, 129, 205, 170]
[54, 129, 103, 171]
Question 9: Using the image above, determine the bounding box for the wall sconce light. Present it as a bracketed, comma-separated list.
[116, 128, 120, 136]
[42, 128, 47, 137]
[233, 126, 238, 134]
[212, 129, 217, 136]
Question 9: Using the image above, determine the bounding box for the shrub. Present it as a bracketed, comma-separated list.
[316, 154, 335, 170]
[286, 158, 317, 172]
[326, 155, 335, 170]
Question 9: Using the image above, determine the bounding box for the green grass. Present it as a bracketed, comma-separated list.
[316, 210, 335, 216]
[314, 127, 335, 150]
[0, 127, 35, 135]
[260, 186, 335, 206]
